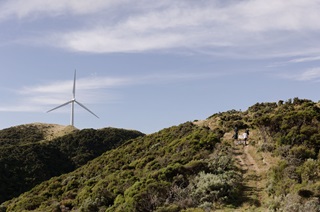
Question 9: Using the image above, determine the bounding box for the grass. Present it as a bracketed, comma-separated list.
[25, 123, 78, 141]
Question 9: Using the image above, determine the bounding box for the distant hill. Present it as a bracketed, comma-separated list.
[1, 98, 320, 211]
[0, 124, 144, 203]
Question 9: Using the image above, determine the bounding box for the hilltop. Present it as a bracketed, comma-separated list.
[0, 123, 77, 147]
[25, 123, 78, 140]
[0, 98, 320, 211]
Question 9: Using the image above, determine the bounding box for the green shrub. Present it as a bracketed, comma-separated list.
[19, 196, 47, 210]
[267, 160, 289, 196]
[184, 160, 209, 174]
[289, 145, 316, 163]
[281, 193, 320, 212]
[208, 154, 234, 174]
[190, 171, 241, 206]
[123, 179, 171, 211]
[296, 159, 319, 183]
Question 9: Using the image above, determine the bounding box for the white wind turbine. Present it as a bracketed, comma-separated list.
[47, 70, 99, 126]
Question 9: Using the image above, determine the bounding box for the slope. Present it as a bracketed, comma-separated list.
[196, 98, 320, 211]
[1, 122, 242, 211]
[0, 124, 144, 203]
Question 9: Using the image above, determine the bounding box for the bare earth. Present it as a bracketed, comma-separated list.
[218, 130, 279, 211]
[25, 123, 77, 140]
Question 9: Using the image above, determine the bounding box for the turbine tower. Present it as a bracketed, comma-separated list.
[47, 70, 99, 126]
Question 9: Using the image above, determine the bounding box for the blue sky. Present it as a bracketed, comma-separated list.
[1, 0, 320, 134]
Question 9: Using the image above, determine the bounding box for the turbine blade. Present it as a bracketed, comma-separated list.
[73, 70, 76, 99]
[75, 100, 99, 119]
[47, 100, 73, 113]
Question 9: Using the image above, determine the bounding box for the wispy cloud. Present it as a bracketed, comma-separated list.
[0, 72, 222, 112]
[1, 0, 320, 58]
[297, 68, 320, 81]
[0, 105, 43, 112]
[278, 67, 320, 81]
[21, 76, 131, 94]
[0, 0, 128, 20]
[288, 56, 320, 63]
[54, 0, 320, 57]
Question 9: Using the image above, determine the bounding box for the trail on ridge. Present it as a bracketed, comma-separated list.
[228, 131, 275, 211]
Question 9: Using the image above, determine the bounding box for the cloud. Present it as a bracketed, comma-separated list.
[279, 67, 320, 81]
[0, 72, 221, 112]
[60, 29, 186, 53]
[0, 105, 43, 112]
[21, 76, 131, 95]
[53, 0, 320, 57]
[298, 68, 320, 81]
[2, 0, 320, 58]
[288, 56, 320, 63]
[0, 0, 128, 20]
[22, 72, 222, 95]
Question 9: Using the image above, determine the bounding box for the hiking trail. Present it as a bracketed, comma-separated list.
[233, 144, 265, 209]
[224, 130, 277, 211]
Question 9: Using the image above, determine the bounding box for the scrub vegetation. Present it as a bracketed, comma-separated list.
[0, 125, 143, 204]
[0, 97, 319, 211]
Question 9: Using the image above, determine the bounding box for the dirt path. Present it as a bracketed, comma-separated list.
[220, 129, 278, 210]
[232, 142, 270, 211]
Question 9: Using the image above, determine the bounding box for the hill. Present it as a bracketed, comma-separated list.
[1, 98, 320, 211]
[196, 98, 320, 211]
[0, 124, 144, 204]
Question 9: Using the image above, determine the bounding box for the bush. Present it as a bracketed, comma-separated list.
[258, 143, 275, 153]
[208, 154, 234, 174]
[296, 159, 319, 183]
[289, 146, 316, 161]
[122, 179, 171, 211]
[19, 196, 47, 210]
[281, 193, 320, 212]
[267, 160, 291, 196]
[190, 171, 241, 206]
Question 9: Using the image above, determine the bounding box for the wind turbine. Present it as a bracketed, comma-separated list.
[47, 70, 99, 126]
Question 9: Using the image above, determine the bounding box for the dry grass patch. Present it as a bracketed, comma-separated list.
[26, 123, 78, 140]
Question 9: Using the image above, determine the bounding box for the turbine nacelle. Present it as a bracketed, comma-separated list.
[47, 70, 99, 126]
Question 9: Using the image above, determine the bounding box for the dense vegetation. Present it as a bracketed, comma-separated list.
[206, 98, 320, 210]
[0, 97, 319, 211]
[0, 126, 144, 203]
[1, 123, 242, 211]
[250, 99, 320, 211]
[0, 125, 44, 146]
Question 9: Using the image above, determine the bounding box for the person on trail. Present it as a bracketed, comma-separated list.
[245, 129, 249, 137]
[232, 127, 238, 140]
[243, 131, 248, 145]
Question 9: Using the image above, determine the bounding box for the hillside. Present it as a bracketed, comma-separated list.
[196, 98, 320, 211]
[0, 124, 144, 204]
[1, 98, 320, 211]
